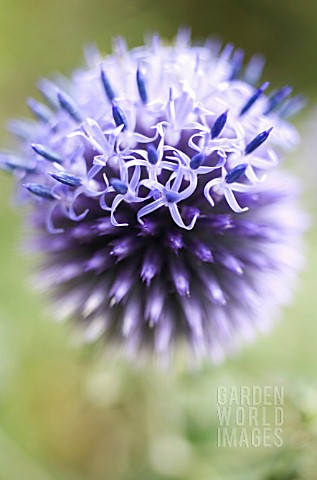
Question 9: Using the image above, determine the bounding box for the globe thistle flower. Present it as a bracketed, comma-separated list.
[0, 31, 306, 363]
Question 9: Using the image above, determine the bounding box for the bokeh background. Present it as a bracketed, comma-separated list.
[1, 1, 317, 479]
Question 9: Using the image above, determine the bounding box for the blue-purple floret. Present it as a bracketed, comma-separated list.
[0, 31, 306, 363]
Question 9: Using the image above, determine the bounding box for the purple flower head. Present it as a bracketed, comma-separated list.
[1, 31, 306, 364]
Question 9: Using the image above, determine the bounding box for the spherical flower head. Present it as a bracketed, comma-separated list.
[1, 31, 307, 364]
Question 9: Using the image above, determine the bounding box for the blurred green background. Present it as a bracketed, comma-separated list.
[1, 1, 317, 479]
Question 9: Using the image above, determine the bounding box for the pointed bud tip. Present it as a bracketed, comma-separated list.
[190, 152, 205, 170]
[245, 127, 273, 155]
[136, 65, 148, 104]
[110, 178, 128, 194]
[211, 110, 228, 139]
[23, 183, 57, 200]
[49, 171, 82, 187]
[111, 103, 128, 130]
[100, 65, 115, 101]
[225, 163, 248, 184]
